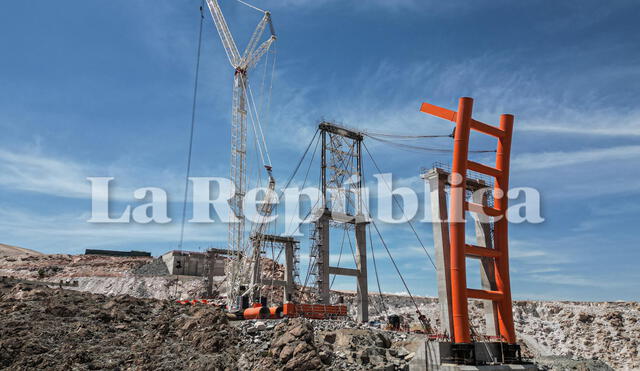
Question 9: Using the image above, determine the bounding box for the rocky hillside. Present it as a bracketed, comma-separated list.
[345, 293, 639, 370]
[513, 300, 639, 370]
[1, 253, 638, 369]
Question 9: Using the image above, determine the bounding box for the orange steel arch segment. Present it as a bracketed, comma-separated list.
[420, 97, 517, 345]
[449, 97, 474, 344]
[493, 113, 516, 344]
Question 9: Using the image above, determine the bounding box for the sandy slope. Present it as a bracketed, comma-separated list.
[0, 243, 43, 257]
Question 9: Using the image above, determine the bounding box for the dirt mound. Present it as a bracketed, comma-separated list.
[0, 279, 240, 370]
[133, 258, 170, 276]
[0, 244, 42, 257]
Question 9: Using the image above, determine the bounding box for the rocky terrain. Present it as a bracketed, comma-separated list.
[1, 252, 638, 370]
[0, 279, 241, 370]
[358, 294, 634, 370]
[0, 278, 421, 370]
[0, 253, 153, 280]
[0, 252, 204, 299]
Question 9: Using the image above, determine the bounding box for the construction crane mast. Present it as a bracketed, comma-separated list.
[204, 0, 276, 304]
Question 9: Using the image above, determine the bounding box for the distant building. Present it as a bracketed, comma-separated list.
[85, 249, 151, 257]
[160, 250, 227, 276]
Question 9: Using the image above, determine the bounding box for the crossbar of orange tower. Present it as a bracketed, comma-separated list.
[420, 97, 517, 345]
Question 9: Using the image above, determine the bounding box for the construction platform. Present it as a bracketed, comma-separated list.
[409, 341, 537, 371]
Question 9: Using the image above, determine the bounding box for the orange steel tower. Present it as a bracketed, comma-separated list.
[420, 97, 516, 345]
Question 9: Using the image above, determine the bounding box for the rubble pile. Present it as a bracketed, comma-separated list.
[0, 279, 423, 370]
[133, 258, 170, 276]
[0, 279, 241, 370]
[260, 319, 324, 370]
[315, 328, 416, 370]
[235, 318, 420, 370]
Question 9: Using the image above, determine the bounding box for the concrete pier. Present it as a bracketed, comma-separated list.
[409, 341, 538, 371]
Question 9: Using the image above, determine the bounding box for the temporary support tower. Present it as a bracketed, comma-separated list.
[249, 234, 298, 304]
[311, 122, 369, 322]
[420, 97, 516, 345]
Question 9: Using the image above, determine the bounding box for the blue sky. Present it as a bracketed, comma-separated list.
[1, 0, 639, 301]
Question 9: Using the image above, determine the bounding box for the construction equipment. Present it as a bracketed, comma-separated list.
[386, 314, 401, 331]
[204, 0, 277, 307]
[248, 166, 277, 302]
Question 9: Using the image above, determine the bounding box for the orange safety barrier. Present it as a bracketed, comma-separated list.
[281, 302, 348, 319]
[283, 302, 295, 316]
[421, 97, 516, 345]
[175, 299, 211, 305]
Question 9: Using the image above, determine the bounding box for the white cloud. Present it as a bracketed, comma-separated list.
[0, 148, 197, 201]
[518, 110, 640, 137]
[525, 273, 610, 288]
[0, 149, 90, 199]
[512, 145, 640, 171]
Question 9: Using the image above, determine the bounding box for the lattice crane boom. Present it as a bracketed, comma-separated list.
[246, 37, 276, 69]
[205, 0, 241, 66]
[204, 0, 276, 306]
[242, 12, 274, 66]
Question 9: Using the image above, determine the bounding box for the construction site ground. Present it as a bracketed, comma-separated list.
[0, 252, 636, 370]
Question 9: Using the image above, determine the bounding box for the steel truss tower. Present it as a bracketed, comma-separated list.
[311, 122, 369, 322]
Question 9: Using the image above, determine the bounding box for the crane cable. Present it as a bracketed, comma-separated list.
[359, 143, 432, 328]
[235, 0, 266, 13]
[365, 131, 451, 139]
[302, 171, 325, 297]
[282, 134, 321, 236]
[294, 160, 324, 293]
[282, 134, 322, 295]
[247, 83, 272, 166]
[269, 128, 318, 236]
[174, 1, 205, 299]
[362, 141, 437, 271]
[368, 224, 388, 315]
[265, 45, 277, 134]
[178, 1, 205, 251]
[360, 158, 388, 316]
[364, 133, 496, 154]
[278, 129, 319, 197]
[361, 200, 422, 315]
